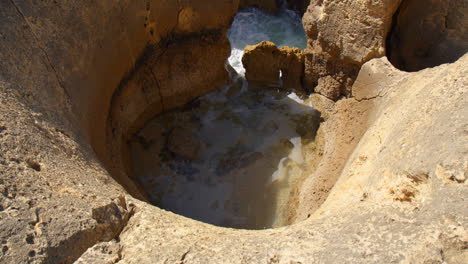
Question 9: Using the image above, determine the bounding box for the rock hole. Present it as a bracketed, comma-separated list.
[25, 234, 34, 244]
[386, 0, 468, 72]
[127, 5, 312, 230]
[27, 160, 41, 172]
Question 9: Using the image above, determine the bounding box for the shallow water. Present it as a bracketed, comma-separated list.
[130, 7, 316, 229]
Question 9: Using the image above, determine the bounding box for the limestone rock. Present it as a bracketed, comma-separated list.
[243, 41, 283, 86]
[285, 0, 310, 15]
[242, 41, 305, 92]
[387, 0, 468, 71]
[279, 46, 305, 91]
[307, 93, 335, 120]
[302, 0, 402, 99]
[1, 0, 467, 263]
[0, 0, 238, 263]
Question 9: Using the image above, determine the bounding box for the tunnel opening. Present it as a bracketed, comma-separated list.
[386, 0, 468, 72]
[124, 5, 316, 230]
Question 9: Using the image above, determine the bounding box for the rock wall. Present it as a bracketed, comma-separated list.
[302, 0, 402, 100]
[0, 0, 238, 263]
[386, 0, 468, 71]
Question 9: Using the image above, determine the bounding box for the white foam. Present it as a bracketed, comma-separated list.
[288, 137, 304, 164]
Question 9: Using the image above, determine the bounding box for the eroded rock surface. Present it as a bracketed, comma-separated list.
[302, 0, 402, 100]
[242, 41, 305, 92]
[0, 0, 238, 263]
[106, 54, 468, 264]
[0, 0, 467, 263]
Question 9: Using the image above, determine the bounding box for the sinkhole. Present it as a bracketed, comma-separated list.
[127, 6, 318, 230]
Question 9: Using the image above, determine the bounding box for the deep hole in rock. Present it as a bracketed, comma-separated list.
[126, 6, 316, 230]
[386, 0, 468, 72]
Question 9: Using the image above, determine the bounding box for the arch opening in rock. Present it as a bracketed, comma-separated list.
[386, 0, 468, 72]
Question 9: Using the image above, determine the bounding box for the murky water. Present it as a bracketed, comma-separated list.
[130, 7, 317, 229]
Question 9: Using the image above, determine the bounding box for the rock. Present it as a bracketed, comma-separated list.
[307, 93, 335, 120]
[242, 41, 305, 92]
[302, 0, 402, 99]
[386, 0, 468, 71]
[1, 0, 467, 263]
[279, 46, 305, 91]
[314, 75, 342, 101]
[285, 0, 309, 15]
[167, 127, 201, 160]
[0, 0, 238, 263]
[243, 41, 282, 86]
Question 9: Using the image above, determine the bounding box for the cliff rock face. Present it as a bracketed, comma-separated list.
[302, 0, 402, 100]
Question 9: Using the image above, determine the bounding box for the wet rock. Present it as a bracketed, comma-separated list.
[167, 127, 201, 160]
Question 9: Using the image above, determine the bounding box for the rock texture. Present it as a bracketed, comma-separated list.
[302, 0, 402, 100]
[100, 54, 467, 264]
[242, 41, 305, 92]
[386, 0, 468, 71]
[0, 0, 467, 263]
[0, 0, 238, 263]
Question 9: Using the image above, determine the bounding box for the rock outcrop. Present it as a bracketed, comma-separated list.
[242, 41, 305, 92]
[302, 0, 402, 100]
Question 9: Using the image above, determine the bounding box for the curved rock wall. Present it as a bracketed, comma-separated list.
[0, 0, 238, 263]
[387, 0, 468, 71]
